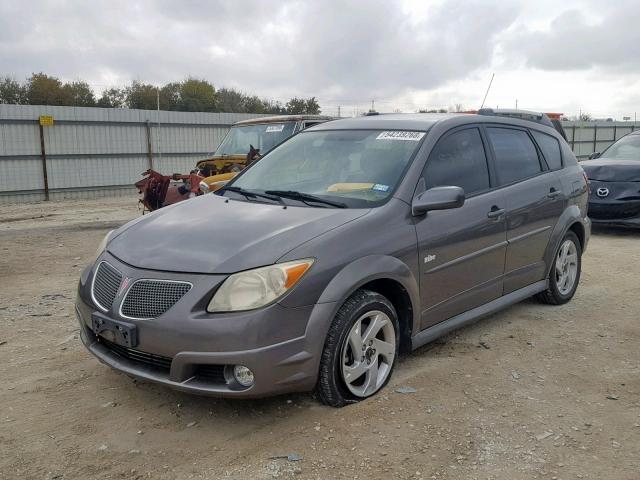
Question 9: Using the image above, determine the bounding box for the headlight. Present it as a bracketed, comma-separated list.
[207, 259, 314, 312]
[199, 181, 210, 193]
[93, 230, 114, 262]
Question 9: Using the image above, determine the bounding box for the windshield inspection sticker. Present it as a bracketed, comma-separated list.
[265, 124, 285, 133]
[376, 131, 425, 141]
[372, 184, 390, 192]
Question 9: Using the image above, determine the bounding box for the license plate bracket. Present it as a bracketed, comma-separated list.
[92, 314, 138, 348]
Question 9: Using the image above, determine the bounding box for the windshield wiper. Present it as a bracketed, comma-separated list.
[265, 190, 347, 208]
[222, 186, 286, 207]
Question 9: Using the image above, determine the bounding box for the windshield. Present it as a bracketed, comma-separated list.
[228, 129, 425, 208]
[602, 134, 640, 160]
[216, 122, 297, 156]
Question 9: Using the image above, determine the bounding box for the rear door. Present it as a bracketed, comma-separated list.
[485, 126, 565, 294]
[415, 126, 507, 329]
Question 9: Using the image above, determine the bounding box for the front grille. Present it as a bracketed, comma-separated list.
[589, 202, 640, 220]
[98, 336, 172, 371]
[120, 279, 191, 319]
[195, 364, 227, 384]
[98, 335, 228, 385]
[92, 262, 123, 311]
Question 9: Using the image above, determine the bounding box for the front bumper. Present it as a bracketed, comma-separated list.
[590, 216, 640, 227]
[76, 254, 335, 398]
[587, 180, 640, 227]
[588, 206, 640, 227]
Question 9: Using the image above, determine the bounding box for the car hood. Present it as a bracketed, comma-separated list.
[108, 193, 369, 274]
[581, 158, 640, 182]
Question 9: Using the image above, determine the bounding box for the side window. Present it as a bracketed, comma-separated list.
[487, 127, 542, 185]
[423, 128, 490, 196]
[531, 130, 563, 170]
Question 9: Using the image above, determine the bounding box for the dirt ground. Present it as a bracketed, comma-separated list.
[1, 196, 639, 480]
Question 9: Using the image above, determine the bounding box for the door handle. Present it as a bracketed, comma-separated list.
[547, 188, 561, 199]
[487, 206, 505, 219]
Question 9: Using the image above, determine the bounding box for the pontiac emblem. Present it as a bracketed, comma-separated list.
[117, 276, 132, 296]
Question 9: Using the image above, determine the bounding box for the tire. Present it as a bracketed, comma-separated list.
[316, 289, 400, 407]
[537, 231, 582, 305]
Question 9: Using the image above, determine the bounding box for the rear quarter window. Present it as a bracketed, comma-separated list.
[531, 130, 563, 170]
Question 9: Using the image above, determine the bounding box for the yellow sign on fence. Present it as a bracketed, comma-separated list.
[39, 115, 54, 126]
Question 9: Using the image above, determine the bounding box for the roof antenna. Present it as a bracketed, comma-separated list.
[479, 73, 495, 109]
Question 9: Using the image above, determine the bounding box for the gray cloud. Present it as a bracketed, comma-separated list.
[2, 0, 639, 117]
[503, 3, 640, 72]
[0, 0, 521, 102]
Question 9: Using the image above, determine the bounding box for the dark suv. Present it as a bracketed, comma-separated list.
[76, 111, 590, 407]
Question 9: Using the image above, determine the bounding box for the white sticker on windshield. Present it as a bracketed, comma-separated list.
[376, 131, 425, 141]
[265, 124, 285, 133]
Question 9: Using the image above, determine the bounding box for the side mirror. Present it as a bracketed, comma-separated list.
[412, 186, 465, 216]
[588, 151, 601, 160]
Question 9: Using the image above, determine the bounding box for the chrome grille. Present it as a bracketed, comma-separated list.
[120, 279, 191, 319]
[92, 261, 123, 311]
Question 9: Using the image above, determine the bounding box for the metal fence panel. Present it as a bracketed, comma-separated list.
[0, 105, 266, 204]
[0, 123, 41, 156]
[0, 157, 43, 192]
[562, 121, 639, 158]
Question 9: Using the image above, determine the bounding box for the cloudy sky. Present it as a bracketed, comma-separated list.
[1, 0, 639, 118]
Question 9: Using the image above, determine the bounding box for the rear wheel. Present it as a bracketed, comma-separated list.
[537, 231, 582, 305]
[316, 290, 399, 407]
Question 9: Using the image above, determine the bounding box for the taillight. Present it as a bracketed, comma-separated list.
[582, 170, 590, 193]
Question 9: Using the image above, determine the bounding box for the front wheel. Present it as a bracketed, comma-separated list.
[316, 290, 399, 407]
[537, 231, 582, 305]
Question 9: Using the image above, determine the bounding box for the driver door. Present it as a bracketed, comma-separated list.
[415, 126, 507, 329]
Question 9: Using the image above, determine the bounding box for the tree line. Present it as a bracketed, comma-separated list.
[0, 73, 321, 114]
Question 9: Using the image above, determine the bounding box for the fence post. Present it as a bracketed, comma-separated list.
[592, 124, 598, 154]
[145, 121, 154, 170]
[38, 123, 50, 201]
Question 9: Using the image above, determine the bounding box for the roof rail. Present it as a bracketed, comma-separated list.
[477, 108, 555, 128]
[477, 108, 567, 140]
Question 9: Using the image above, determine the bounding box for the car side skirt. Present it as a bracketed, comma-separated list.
[411, 279, 548, 350]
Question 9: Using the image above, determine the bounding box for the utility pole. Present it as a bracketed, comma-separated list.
[338, 105, 341, 117]
[515, 99, 518, 110]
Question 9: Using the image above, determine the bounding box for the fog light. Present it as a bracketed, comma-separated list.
[233, 365, 254, 387]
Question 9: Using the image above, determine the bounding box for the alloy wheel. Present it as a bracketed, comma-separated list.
[555, 239, 578, 295]
[340, 310, 396, 398]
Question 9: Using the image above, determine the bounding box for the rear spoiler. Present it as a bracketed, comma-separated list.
[550, 119, 567, 141]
